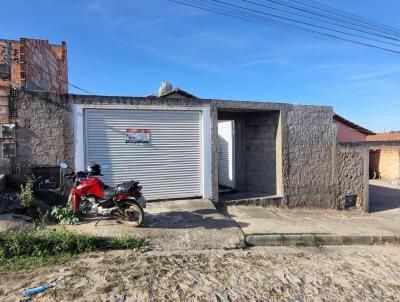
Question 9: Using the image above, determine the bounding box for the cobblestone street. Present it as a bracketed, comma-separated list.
[2, 246, 400, 301]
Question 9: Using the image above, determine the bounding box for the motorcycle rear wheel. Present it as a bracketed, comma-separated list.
[119, 201, 144, 227]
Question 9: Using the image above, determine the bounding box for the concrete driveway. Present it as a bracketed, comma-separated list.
[59, 199, 245, 251]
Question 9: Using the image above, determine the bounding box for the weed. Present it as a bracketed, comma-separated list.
[18, 176, 35, 208]
[96, 282, 119, 294]
[50, 203, 79, 225]
[71, 265, 89, 278]
[66, 286, 85, 300]
[310, 233, 321, 247]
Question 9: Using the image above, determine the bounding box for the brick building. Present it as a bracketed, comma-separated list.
[0, 37, 67, 175]
[368, 132, 400, 180]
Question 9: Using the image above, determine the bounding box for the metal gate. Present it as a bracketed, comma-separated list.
[218, 120, 235, 188]
[84, 109, 202, 200]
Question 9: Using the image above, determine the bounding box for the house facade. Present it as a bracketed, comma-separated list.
[5, 89, 369, 211]
[333, 114, 375, 142]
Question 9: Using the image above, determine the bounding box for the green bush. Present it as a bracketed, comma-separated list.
[0, 229, 148, 260]
[50, 204, 79, 225]
[18, 176, 35, 208]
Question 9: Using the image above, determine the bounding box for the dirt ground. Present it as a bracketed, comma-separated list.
[1, 245, 400, 302]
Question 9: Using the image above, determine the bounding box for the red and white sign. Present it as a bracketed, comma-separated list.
[125, 129, 150, 143]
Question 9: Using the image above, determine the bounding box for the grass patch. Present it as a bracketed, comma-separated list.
[0, 229, 149, 271]
[0, 254, 75, 271]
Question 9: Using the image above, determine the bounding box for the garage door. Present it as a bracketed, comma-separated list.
[84, 109, 201, 200]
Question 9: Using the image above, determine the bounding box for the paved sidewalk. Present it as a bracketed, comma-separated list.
[227, 181, 400, 237]
[227, 206, 400, 236]
[58, 199, 245, 251]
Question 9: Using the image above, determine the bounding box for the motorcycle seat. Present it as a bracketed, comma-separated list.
[103, 185, 117, 199]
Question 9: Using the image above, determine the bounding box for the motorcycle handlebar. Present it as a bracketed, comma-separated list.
[63, 170, 103, 180]
[63, 171, 75, 179]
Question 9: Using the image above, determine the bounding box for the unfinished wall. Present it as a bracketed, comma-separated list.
[337, 145, 367, 210]
[218, 111, 279, 195]
[21, 38, 68, 93]
[0, 38, 68, 179]
[284, 105, 337, 208]
[8, 91, 73, 185]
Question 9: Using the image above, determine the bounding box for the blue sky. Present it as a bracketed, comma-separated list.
[1, 0, 399, 132]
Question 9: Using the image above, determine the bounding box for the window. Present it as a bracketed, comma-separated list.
[2, 142, 16, 157]
[1, 124, 16, 138]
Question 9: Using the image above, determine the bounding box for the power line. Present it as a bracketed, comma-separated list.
[24, 61, 95, 95]
[286, 0, 400, 36]
[213, 0, 400, 46]
[253, 0, 400, 41]
[167, 0, 400, 56]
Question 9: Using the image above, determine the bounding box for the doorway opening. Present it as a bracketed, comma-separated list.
[217, 110, 282, 203]
[368, 147, 400, 212]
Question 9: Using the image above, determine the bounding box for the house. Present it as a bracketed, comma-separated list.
[333, 114, 375, 142]
[0, 38, 373, 211]
[332, 112, 399, 180]
[5, 85, 371, 211]
[367, 132, 400, 180]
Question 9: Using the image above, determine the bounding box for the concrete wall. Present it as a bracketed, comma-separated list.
[284, 105, 338, 208]
[12, 91, 367, 210]
[214, 102, 339, 208]
[337, 145, 368, 210]
[8, 91, 73, 185]
[218, 111, 279, 195]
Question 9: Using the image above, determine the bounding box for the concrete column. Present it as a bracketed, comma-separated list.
[210, 105, 219, 203]
[363, 146, 370, 212]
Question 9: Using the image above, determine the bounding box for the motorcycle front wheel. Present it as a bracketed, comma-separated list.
[119, 201, 144, 227]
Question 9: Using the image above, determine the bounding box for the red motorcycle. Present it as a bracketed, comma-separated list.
[60, 162, 146, 227]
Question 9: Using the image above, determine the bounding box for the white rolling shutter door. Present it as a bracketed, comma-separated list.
[85, 109, 201, 200]
[218, 120, 235, 188]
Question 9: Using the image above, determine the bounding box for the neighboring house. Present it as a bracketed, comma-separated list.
[0, 37, 67, 177]
[367, 132, 400, 180]
[333, 114, 375, 142]
[158, 87, 197, 99]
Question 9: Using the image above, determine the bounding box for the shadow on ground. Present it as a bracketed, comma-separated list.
[76, 208, 248, 230]
[369, 182, 400, 213]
